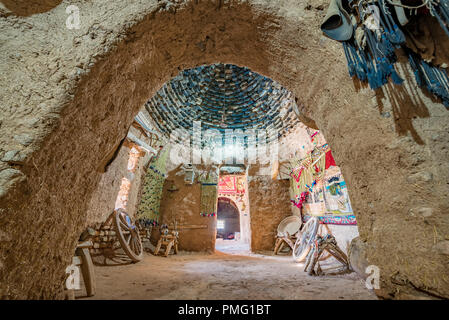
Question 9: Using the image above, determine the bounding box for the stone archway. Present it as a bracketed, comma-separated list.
[217, 197, 239, 213]
[0, 0, 448, 299]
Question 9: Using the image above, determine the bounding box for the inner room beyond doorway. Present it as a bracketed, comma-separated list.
[215, 166, 251, 254]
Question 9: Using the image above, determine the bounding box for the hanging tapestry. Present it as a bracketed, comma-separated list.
[218, 175, 245, 194]
[199, 167, 219, 217]
[290, 152, 316, 209]
[289, 144, 355, 223]
[136, 147, 169, 223]
[323, 169, 353, 215]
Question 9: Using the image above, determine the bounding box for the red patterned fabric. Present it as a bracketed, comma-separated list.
[218, 176, 245, 194]
[325, 150, 336, 169]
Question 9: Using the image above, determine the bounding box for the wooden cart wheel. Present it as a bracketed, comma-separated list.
[293, 216, 319, 263]
[76, 246, 96, 297]
[113, 209, 143, 262]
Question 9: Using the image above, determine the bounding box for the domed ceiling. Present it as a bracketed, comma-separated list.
[145, 64, 301, 145]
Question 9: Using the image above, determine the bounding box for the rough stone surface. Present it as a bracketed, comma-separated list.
[433, 241, 449, 256]
[0, 0, 448, 299]
[348, 237, 370, 279]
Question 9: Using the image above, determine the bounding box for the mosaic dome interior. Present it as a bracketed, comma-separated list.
[145, 64, 301, 144]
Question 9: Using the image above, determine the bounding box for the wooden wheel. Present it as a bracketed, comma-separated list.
[293, 216, 319, 263]
[76, 246, 96, 297]
[113, 209, 143, 262]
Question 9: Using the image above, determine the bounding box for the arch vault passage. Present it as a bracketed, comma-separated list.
[0, 0, 448, 299]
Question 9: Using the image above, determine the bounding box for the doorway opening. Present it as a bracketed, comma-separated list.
[215, 166, 251, 253]
[216, 197, 240, 240]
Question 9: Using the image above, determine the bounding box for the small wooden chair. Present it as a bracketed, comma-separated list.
[154, 232, 179, 257]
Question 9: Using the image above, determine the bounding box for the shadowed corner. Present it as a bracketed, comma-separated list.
[0, 0, 62, 17]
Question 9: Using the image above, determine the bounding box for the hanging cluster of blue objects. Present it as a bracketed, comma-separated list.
[408, 49, 449, 107]
[430, 0, 449, 37]
[343, 0, 405, 89]
[341, 0, 449, 108]
[145, 64, 300, 145]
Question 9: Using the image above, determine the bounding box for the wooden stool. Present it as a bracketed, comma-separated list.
[274, 235, 297, 255]
[273, 216, 302, 255]
[154, 233, 179, 257]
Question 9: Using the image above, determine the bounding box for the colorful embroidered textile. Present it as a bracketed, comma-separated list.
[200, 212, 216, 217]
[199, 168, 219, 216]
[290, 192, 309, 209]
[319, 143, 330, 153]
[323, 172, 353, 214]
[136, 147, 169, 222]
[303, 214, 357, 225]
[137, 218, 159, 227]
[218, 175, 245, 194]
[289, 144, 354, 219]
[290, 166, 304, 182]
[200, 183, 218, 216]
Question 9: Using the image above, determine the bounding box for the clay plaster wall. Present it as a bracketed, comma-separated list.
[158, 168, 216, 253]
[248, 176, 292, 252]
[328, 224, 359, 256]
[0, 0, 448, 299]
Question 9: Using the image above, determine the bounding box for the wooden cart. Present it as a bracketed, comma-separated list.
[64, 209, 144, 299]
[100, 208, 144, 262]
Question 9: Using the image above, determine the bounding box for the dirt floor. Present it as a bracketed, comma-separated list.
[82, 242, 377, 300]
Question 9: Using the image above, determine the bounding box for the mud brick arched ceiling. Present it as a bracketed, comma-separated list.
[145, 64, 300, 143]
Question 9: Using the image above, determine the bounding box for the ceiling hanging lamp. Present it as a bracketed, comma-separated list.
[220, 104, 227, 129]
[219, 71, 228, 129]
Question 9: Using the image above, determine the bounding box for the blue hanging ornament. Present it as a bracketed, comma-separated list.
[407, 49, 449, 108]
[429, 0, 449, 38]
